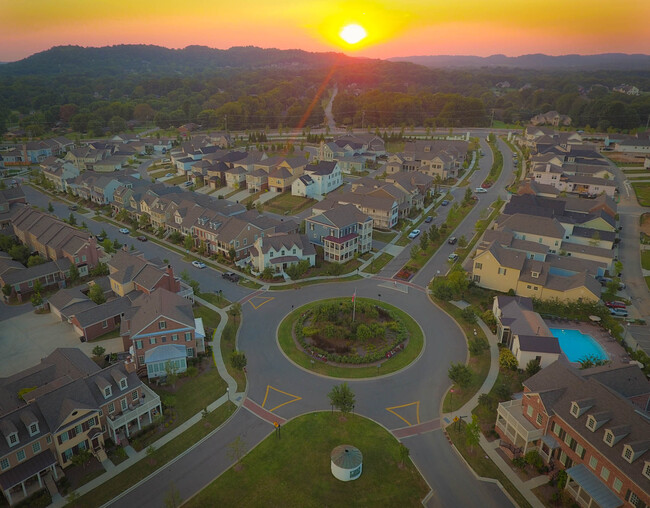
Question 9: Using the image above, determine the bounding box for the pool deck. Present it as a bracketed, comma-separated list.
[543, 319, 631, 366]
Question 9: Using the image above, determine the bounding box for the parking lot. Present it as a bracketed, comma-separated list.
[0, 310, 125, 377]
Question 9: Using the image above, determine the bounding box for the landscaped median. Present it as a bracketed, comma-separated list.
[184, 412, 429, 508]
[278, 297, 423, 378]
[481, 133, 504, 189]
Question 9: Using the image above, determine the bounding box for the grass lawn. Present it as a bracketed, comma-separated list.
[642, 250, 650, 270]
[220, 316, 246, 392]
[268, 274, 363, 290]
[185, 412, 429, 508]
[197, 292, 231, 309]
[193, 303, 222, 329]
[152, 360, 227, 429]
[90, 328, 121, 341]
[632, 182, 650, 207]
[627, 176, 650, 181]
[372, 230, 397, 243]
[166, 175, 188, 185]
[71, 404, 236, 508]
[263, 193, 316, 215]
[278, 297, 423, 378]
[385, 141, 406, 153]
[362, 253, 394, 274]
[622, 168, 649, 174]
[646, 276, 650, 291]
[446, 422, 532, 508]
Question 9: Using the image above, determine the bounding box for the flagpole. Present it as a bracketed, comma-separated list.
[352, 288, 357, 322]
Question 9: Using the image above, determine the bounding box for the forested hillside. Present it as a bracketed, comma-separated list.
[0, 45, 648, 137]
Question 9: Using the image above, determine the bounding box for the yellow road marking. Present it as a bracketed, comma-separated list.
[248, 296, 274, 310]
[386, 401, 420, 427]
[261, 385, 302, 412]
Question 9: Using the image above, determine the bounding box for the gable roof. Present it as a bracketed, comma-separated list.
[126, 288, 195, 337]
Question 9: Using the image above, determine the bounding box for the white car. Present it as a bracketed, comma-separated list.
[408, 229, 421, 239]
[475, 187, 488, 193]
[192, 260, 206, 269]
[448, 253, 459, 262]
[119, 228, 129, 234]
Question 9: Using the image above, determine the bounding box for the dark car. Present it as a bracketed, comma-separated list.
[68, 204, 78, 211]
[222, 272, 240, 282]
[441, 200, 449, 206]
[96, 235, 106, 242]
[596, 276, 612, 287]
[448, 236, 457, 245]
[136, 235, 147, 242]
[424, 216, 433, 223]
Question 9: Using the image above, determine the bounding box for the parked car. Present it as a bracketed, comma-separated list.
[119, 228, 130, 234]
[222, 272, 240, 282]
[96, 235, 105, 242]
[448, 236, 457, 245]
[136, 235, 147, 242]
[609, 307, 628, 317]
[605, 301, 626, 309]
[424, 216, 433, 223]
[165, 173, 174, 177]
[408, 229, 421, 239]
[596, 276, 612, 286]
[474, 187, 488, 193]
[183, 181, 193, 187]
[191, 260, 206, 269]
[448, 253, 459, 262]
[617, 282, 626, 290]
[68, 204, 78, 211]
[441, 200, 449, 206]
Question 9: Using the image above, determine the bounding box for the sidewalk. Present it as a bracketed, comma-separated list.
[439, 316, 547, 508]
[51, 300, 243, 507]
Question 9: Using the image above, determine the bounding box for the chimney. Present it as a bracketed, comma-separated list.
[124, 355, 137, 374]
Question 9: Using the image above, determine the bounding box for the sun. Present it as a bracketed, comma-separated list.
[339, 24, 367, 45]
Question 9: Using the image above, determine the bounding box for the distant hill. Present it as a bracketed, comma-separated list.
[0, 44, 355, 76]
[387, 53, 650, 70]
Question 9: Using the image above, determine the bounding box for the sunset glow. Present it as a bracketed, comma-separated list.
[1, 0, 649, 61]
[339, 24, 367, 45]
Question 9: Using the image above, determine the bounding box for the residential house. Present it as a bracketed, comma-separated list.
[11, 206, 100, 276]
[318, 191, 398, 229]
[121, 289, 205, 377]
[40, 157, 80, 192]
[0, 187, 26, 226]
[492, 296, 561, 368]
[70, 296, 133, 342]
[305, 203, 372, 262]
[249, 232, 316, 275]
[246, 169, 268, 193]
[107, 250, 180, 297]
[495, 359, 650, 508]
[0, 348, 161, 505]
[292, 161, 342, 198]
[530, 111, 572, 127]
[0, 259, 71, 300]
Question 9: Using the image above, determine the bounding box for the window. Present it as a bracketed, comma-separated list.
[536, 413, 543, 425]
[575, 444, 585, 459]
[630, 492, 641, 506]
[104, 386, 112, 398]
[108, 402, 115, 414]
[0, 458, 9, 470]
[75, 424, 82, 435]
[161, 336, 166, 343]
[526, 405, 533, 417]
[172, 334, 178, 341]
[498, 268, 507, 275]
[138, 355, 144, 365]
[586, 416, 596, 431]
[99, 409, 103, 417]
[475, 262, 483, 270]
[604, 431, 614, 446]
[613, 477, 622, 493]
[187, 347, 194, 357]
[644, 462, 650, 480]
[32, 441, 41, 454]
[150, 338, 156, 345]
[564, 433, 572, 446]
[29, 423, 39, 436]
[121, 398, 128, 411]
[102, 320, 108, 329]
[82, 255, 86, 262]
[132, 391, 138, 401]
[16, 450, 25, 462]
[120, 379, 127, 390]
[600, 466, 609, 481]
[185, 332, 192, 342]
[552, 423, 561, 437]
[623, 447, 633, 462]
[570, 403, 579, 418]
[159, 321, 167, 330]
[46, 435, 51, 444]
[135, 340, 142, 350]
[589, 456, 598, 469]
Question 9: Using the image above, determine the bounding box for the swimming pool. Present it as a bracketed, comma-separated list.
[549, 328, 609, 363]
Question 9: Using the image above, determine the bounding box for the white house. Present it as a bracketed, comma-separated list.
[249, 232, 316, 275]
[511, 334, 562, 369]
[292, 175, 316, 198]
[304, 161, 342, 195]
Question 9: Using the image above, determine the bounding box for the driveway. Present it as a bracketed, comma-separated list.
[0, 311, 124, 377]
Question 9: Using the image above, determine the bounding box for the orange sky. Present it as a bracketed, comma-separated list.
[2, 0, 649, 62]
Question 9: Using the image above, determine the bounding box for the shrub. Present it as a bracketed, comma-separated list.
[499, 348, 518, 371]
[460, 306, 477, 323]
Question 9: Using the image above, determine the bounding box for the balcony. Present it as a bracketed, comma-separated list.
[106, 384, 161, 432]
[496, 399, 543, 453]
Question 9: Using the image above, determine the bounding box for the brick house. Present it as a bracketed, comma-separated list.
[0, 349, 161, 505]
[0, 259, 71, 300]
[107, 250, 180, 297]
[120, 289, 205, 377]
[495, 360, 650, 508]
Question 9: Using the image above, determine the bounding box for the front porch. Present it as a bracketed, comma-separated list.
[565, 464, 623, 508]
[0, 450, 60, 506]
[495, 399, 543, 456]
[106, 384, 162, 443]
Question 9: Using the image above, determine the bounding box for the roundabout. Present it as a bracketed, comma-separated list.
[277, 297, 424, 378]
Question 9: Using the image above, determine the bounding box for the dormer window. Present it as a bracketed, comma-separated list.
[120, 378, 127, 390]
[104, 386, 112, 398]
[586, 416, 597, 431]
[570, 403, 580, 418]
[28, 423, 39, 437]
[604, 430, 614, 446]
[643, 461, 650, 480]
[7, 433, 18, 447]
[624, 447, 633, 462]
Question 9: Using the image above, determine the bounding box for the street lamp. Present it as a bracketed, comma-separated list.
[450, 388, 454, 414]
[378, 293, 381, 303]
[226, 387, 230, 401]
